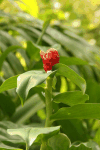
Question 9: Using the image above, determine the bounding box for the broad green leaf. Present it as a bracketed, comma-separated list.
[69, 144, 92, 150]
[7, 126, 60, 146]
[48, 133, 71, 150]
[26, 41, 40, 61]
[11, 94, 45, 124]
[0, 46, 23, 71]
[0, 75, 19, 93]
[60, 56, 88, 65]
[54, 63, 86, 93]
[53, 91, 89, 106]
[0, 142, 22, 150]
[30, 126, 60, 145]
[51, 104, 100, 121]
[16, 70, 56, 105]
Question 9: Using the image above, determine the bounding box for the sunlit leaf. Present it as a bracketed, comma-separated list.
[53, 91, 89, 106]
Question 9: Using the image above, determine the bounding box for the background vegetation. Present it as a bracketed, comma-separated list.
[0, 0, 100, 149]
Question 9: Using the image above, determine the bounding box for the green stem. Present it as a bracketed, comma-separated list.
[26, 142, 29, 150]
[40, 141, 47, 150]
[40, 76, 53, 150]
[45, 76, 53, 127]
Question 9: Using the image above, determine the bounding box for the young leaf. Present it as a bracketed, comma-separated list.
[16, 70, 56, 105]
[53, 91, 89, 106]
[51, 104, 100, 121]
[54, 63, 86, 94]
[0, 75, 19, 93]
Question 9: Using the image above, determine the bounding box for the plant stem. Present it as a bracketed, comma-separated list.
[26, 142, 29, 150]
[45, 76, 53, 127]
[40, 76, 53, 150]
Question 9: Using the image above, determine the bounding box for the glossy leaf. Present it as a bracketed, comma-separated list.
[54, 63, 86, 93]
[48, 133, 71, 150]
[0, 75, 19, 93]
[53, 91, 89, 106]
[16, 70, 56, 105]
[51, 104, 100, 121]
[7, 126, 60, 146]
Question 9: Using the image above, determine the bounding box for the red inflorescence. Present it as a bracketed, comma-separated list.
[40, 48, 60, 72]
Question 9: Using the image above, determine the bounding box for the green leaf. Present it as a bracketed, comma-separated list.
[60, 56, 88, 65]
[0, 142, 22, 150]
[26, 41, 40, 61]
[48, 133, 71, 150]
[54, 63, 86, 93]
[7, 126, 60, 146]
[16, 70, 57, 105]
[51, 104, 100, 121]
[69, 144, 92, 150]
[53, 91, 89, 106]
[0, 75, 19, 93]
[0, 46, 23, 71]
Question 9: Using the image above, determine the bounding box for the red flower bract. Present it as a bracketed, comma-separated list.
[40, 48, 60, 72]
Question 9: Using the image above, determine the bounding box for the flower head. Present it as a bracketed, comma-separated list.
[40, 48, 60, 72]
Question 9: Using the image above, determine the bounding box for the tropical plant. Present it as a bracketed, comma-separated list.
[0, 0, 100, 150]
